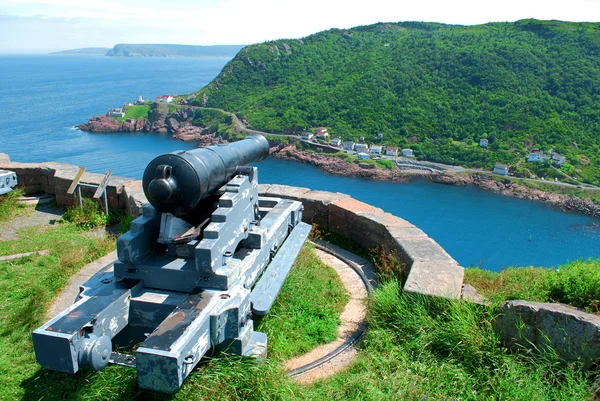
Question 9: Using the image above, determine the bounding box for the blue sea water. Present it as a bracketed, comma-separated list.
[1, 54, 598, 271]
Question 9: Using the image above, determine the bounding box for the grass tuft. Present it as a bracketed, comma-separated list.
[0, 188, 32, 223]
[465, 258, 600, 314]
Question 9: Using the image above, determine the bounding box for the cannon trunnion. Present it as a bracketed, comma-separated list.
[32, 135, 311, 393]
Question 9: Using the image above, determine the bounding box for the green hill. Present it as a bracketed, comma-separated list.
[192, 20, 600, 184]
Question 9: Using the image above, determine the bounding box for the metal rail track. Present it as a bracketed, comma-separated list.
[287, 241, 374, 378]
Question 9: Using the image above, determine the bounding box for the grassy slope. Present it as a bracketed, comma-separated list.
[465, 258, 600, 314]
[194, 19, 600, 184]
[0, 199, 348, 399]
[0, 194, 596, 399]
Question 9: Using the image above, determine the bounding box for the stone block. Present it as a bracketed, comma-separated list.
[495, 300, 600, 370]
[403, 261, 464, 299]
[328, 199, 389, 250]
[394, 237, 455, 265]
[461, 284, 487, 305]
[123, 180, 148, 217]
[261, 184, 310, 199]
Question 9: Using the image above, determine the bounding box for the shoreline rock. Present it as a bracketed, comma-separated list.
[270, 145, 600, 219]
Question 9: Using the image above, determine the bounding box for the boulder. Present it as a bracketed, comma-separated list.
[494, 300, 600, 370]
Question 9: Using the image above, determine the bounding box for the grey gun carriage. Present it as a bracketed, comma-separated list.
[32, 134, 311, 393]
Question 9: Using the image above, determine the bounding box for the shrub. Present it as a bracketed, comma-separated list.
[62, 198, 108, 229]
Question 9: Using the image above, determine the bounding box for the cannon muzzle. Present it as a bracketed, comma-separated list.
[142, 134, 269, 216]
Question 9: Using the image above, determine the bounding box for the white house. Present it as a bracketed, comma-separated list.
[301, 132, 314, 140]
[330, 138, 342, 147]
[355, 143, 369, 153]
[401, 148, 414, 157]
[370, 145, 383, 155]
[108, 108, 125, 118]
[479, 138, 489, 148]
[385, 147, 398, 157]
[156, 95, 173, 103]
[493, 163, 509, 176]
[343, 141, 356, 151]
[315, 132, 330, 139]
[357, 152, 370, 160]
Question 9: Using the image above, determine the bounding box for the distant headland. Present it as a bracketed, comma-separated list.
[50, 47, 110, 55]
[52, 44, 245, 58]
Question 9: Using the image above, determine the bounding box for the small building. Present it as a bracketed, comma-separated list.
[156, 95, 173, 103]
[315, 132, 330, 139]
[125, 102, 133, 107]
[401, 148, 414, 157]
[330, 138, 342, 147]
[315, 126, 328, 135]
[355, 143, 369, 153]
[527, 150, 548, 163]
[301, 132, 314, 140]
[493, 163, 509, 176]
[357, 152, 370, 160]
[385, 147, 398, 157]
[138, 95, 144, 103]
[108, 108, 125, 118]
[479, 138, 488, 148]
[342, 141, 356, 151]
[370, 145, 383, 155]
[551, 153, 566, 167]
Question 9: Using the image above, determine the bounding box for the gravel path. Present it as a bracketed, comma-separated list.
[0, 204, 64, 241]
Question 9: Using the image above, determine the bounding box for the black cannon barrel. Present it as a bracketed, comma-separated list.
[142, 134, 269, 216]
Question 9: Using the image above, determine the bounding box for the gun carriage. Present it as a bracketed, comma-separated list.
[32, 134, 311, 393]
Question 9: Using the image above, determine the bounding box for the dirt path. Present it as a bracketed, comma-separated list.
[0, 204, 63, 241]
[285, 246, 372, 382]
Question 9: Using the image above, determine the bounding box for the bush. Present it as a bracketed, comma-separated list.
[62, 198, 108, 229]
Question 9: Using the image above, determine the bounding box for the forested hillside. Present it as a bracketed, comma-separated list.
[192, 20, 600, 184]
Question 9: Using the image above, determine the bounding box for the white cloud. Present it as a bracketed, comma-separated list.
[2, 0, 600, 51]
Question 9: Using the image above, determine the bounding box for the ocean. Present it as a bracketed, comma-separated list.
[1, 54, 599, 271]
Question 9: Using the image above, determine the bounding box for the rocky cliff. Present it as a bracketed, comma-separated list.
[270, 145, 600, 218]
[78, 104, 214, 142]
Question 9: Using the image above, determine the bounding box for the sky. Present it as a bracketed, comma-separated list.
[1, 0, 600, 53]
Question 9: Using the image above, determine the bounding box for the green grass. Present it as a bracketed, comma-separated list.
[1, 202, 597, 400]
[0, 223, 116, 400]
[255, 243, 349, 359]
[0, 188, 32, 223]
[465, 258, 600, 314]
[116, 105, 150, 122]
[0, 215, 349, 399]
[304, 281, 594, 400]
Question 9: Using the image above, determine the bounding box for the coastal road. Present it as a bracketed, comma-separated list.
[176, 104, 600, 191]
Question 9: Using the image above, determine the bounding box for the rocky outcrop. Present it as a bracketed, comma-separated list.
[472, 174, 600, 218]
[78, 115, 147, 133]
[270, 146, 600, 219]
[494, 300, 600, 370]
[78, 104, 217, 142]
[271, 145, 413, 183]
[429, 172, 473, 186]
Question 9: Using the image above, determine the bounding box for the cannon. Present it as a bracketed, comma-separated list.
[32, 134, 311, 393]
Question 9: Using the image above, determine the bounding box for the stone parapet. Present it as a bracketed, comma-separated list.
[259, 183, 464, 299]
[0, 154, 144, 216]
[0, 157, 464, 299]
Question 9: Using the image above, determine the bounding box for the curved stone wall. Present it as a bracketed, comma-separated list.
[0, 154, 464, 299]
